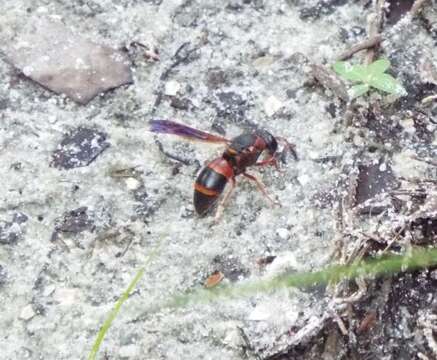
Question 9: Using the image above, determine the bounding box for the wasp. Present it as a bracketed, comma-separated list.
[150, 119, 296, 220]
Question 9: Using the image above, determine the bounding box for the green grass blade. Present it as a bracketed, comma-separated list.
[87, 242, 437, 358]
[333, 61, 368, 82]
[155, 247, 437, 313]
[88, 242, 162, 360]
[368, 73, 406, 95]
[88, 268, 145, 360]
[367, 59, 390, 75]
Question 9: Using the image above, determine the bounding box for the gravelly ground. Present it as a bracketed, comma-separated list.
[0, 0, 436, 359]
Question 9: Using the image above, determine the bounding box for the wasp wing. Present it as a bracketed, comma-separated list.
[150, 119, 229, 143]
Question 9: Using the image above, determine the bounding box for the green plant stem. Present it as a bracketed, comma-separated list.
[162, 247, 437, 310]
[88, 242, 162, 360]
[88, 245, 437, 359]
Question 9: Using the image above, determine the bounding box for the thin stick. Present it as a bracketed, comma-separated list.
[365, 0, 385, 65]
[332, 311, 348, 336]
[410, 0, 430, 17]
[422, 94, 437, 104]
[337, 35, 382, 61]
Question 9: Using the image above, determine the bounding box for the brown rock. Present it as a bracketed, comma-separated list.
[4, 19, 132, 104]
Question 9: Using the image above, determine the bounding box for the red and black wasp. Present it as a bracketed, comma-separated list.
[150, 119, 296, 220]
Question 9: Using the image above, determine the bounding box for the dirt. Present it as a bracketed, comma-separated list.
[0, 0, 436, 359]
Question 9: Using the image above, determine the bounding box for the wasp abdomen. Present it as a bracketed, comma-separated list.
[193, 158, 234, 216]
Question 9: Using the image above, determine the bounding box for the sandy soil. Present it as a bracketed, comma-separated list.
[0, 1, 436, 359]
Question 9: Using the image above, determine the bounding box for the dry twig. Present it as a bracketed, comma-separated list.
[337, 35, 382, 61]
[410, 0, 430, 17]
[334, 277, 367, 304]
[422, 94, 437, 104]
[365, 0, 385, 65]
[332, 311, 348, 336]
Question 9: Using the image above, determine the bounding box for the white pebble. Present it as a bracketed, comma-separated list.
[125, 177, 141, 190]
[276, 228, 290, 240]
[19, 305, 36, 321]
[53, 288, 80, 306]
[164, 80, 181, 96]
[264, 95, 283, 116]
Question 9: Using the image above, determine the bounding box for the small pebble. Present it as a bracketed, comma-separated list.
[19, 305, 36, 321]
[276, 228, 290, 240]
[400, 118, 416, 134]
[53, 288, 80, 306]
[125, 177, 141, 190]
[164, 80, 181, 96]
[264, 95, 283, 116]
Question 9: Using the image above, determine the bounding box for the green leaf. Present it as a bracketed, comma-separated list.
[367, 73, 406, 95]
[348, 83, 370, 99]
[367, 59, 391, 75]
[333, 61, 368, 82]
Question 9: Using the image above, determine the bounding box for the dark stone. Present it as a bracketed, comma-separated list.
[212, 254, 249, 282]
[312, 190, 336, 209]
[410, 218, 437, 243]
[51, 128, 110, 170]
[375, 271, 437, 358]
[133, 187, 148, 204]
[10, 162, 22, 171]
[299, 0, 348, 21]
[133, 186, 163, 219]
[0, 98, 9, 110]
[227, 0, 264, 10]
[0, 225, 20, 245]
[0, 213, 28, 245]
[144, 0, 163, 4]
[364, 108, 403, 145]
[206, 68, 229, 89]
[13, 212, 28, 224]
[387, 46, 436, 110]
[214, 91, 250, 123]
[169, 97, 191, 110]
[355, 161, 398, 206]
[325, 103, 338, 118]
[410, 111, 435, 144]
[286, 87, 300, 99]
[54, 207, 94, 234]
[227, 0, 244, 10]
[386, 0, 415, 25]
[246, 0, 264, 9]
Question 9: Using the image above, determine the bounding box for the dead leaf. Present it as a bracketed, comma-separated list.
[4, 19, 133, 104]
[204, 271, 224, 288]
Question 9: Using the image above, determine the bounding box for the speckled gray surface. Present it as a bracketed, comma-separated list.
[0, 1, 436, 359]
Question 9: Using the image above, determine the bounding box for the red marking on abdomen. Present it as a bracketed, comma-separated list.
[207, 158, 234, 179]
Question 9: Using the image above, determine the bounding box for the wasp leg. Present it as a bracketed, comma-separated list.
[214, 177, 237, 223]
[242, 172, 281, 207]
[276, 137, 298, 161]
[255, 156, 283, 173]
[255, 155, 276, 167]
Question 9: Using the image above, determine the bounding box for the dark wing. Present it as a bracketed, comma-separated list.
[150, 119, 229, 143]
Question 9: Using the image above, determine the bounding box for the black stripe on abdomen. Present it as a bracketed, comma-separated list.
[193, 167, 228, 216]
